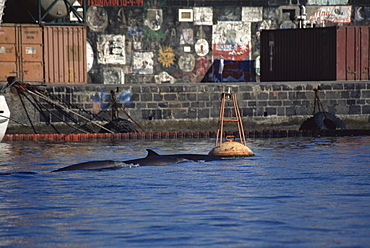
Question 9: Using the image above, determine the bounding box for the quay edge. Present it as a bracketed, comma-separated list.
[3, 81, 370, 134]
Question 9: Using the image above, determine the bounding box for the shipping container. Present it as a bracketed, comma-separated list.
[0, 24, 87, 85]
[260, 26, 370, 82]
[0, 24, 43, 83]
[44, 26, 87, 84]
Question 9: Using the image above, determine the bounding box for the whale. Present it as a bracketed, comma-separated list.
[52, 149, 219, 172]
[147, 149, 220, 162]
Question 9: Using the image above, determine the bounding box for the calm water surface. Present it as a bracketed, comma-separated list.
[0, 136, 369, 247]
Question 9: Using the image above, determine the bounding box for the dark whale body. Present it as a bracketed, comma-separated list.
[52, 149, 220, 172]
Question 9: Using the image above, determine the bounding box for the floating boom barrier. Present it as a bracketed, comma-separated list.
[3, 129, 370, 143]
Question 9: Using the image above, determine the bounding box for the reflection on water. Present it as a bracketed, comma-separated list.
[0, 137, 370, 247]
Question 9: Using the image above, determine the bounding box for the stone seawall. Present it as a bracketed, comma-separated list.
[4, 81, 370, 133]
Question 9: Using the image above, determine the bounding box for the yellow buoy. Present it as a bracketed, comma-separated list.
[209, 141, 254, 158]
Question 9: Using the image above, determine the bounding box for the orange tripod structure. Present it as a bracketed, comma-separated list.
[215, 92, 247, 147]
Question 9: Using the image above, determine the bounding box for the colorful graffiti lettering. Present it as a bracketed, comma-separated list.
[309, 5, 352, 24]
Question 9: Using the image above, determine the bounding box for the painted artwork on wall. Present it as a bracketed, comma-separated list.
[180, 29, 194, 45]
[86, 41, 94, 72]
[178, 54, 195, 72]
[194, 7, 213, 25]
[158, 46, 176, 68]
[218, 7, 241, 21]
[212, 21, 251, 61]
[355, 6, 370, 21]
[97, 35, 126, 65]
[308, 5, 352, 24]
[179, 9, 193, 22]
[133, 52, 154, 74]
[195, 39, 209, 56]
[145, 9, 163, 31]
[154, 71, 176, 84]
[86, 6, 108, 32]
[195, 56, 209, 75]
[307, 0, 348, 4]
[103, 67, 124, 84]
[91, 90, 131, 114]
[242, 7, 263, 22]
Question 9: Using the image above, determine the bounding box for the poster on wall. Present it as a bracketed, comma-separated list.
[86, 6, 108, 32]
[195, 39, 209, 56]
[179, 9, 193, 22]
[218, 7, 241, 21]
[242, 7, 263, 22]
[178, 54, 195, 72]
[145, 9, 163, 31]
[180, 29, 194, 45]
[103, 67, 124, 84]
[193, 7, 213, 25]
[97, 35, 126, 65]
[355, 6, 370, 21]
[212, 21, 251, 61]
[307, 0, 348, 4]
[309, 5, 352, 24]
[86, 41, 94, 72]
[133, 52, 154, 74]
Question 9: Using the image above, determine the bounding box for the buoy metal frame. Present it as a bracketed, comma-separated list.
[209, 92, 254, 158]
[215, 92, 246, 147]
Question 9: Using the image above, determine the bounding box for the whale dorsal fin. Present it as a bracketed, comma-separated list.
[146, 149, 160, 157]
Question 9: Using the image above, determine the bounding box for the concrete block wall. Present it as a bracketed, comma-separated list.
[4, 81, 370, 131]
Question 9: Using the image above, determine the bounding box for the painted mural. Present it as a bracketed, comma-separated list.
[194, 7, 213, 25]
[103, 67, 124, 84]
[96, 35, 126, 65]
[158, 46, 176, 68]
[133, 52, 154, 74]
[308, 5, 352, 24]
[91, 90, 131, 114]
[212, 21, 251, 61]
[355, 6, 370, 22]
[84, 2, 369, 84]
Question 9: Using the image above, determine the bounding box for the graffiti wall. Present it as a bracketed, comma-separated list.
[84, 1, 370, 84]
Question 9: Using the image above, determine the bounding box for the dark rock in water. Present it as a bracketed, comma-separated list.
[99, 118, 137, 133]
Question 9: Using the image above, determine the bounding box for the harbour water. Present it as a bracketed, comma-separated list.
[0, 136, 369, 247]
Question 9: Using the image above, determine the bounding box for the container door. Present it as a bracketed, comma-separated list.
[359, 27, 370, 80]
[43, 26, 87, 84]
[337, 26, 370, 80]
[19, 25, 44, 83]
[0, 25, 17, 83]
[346, 27, 356, 80]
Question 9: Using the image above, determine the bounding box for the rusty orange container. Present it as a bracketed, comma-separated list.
[0, 24, 87, 84]
[0, 24, 44, 84]
[43, 25, 87, 84]
[19, 25, 44, 83]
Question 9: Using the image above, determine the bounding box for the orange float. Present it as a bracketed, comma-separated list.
[209, 91, 254, 158]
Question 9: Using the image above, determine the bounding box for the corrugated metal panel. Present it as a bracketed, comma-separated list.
[43, 26, 87, 84]
[0, 24, 43, 83]
[19, 25, 44, 83]
[261, 26, 370, 82]
[336, 26, 370, 81]
[261, 27, 337, 82]
[0, 24, 17, 82]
